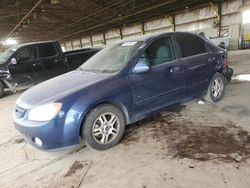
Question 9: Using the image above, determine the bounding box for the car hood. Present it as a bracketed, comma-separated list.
[17, 71, 110, 109]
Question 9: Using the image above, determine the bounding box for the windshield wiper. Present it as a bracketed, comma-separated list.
[78, 68, 101, 73]
[77, 68, 115, 74]
[99, 70, 116, 74]
[76, 67, 84, 71]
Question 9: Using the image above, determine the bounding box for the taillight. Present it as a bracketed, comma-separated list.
[224, 59, 228, 68]
[222, 54, 228, 68]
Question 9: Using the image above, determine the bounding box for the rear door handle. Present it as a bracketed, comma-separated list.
[208, 56, 216, 62]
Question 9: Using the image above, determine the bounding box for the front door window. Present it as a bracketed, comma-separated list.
[140, 36, 176, 67]
[15, 45, 37, 63]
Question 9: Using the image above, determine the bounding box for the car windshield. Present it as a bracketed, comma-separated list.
[79, 40, 143, 73]
[0, 47, 17, 64]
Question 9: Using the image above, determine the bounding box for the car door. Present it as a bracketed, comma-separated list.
[175, 33, 215, 98]
[37, 42, 67, 80]
[8, 45, 44, 85]
[130, 35, 185, 114]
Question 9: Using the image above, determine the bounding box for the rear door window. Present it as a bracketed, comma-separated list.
[38, 43, 57, 58]
[176, 34, 207, 58]
[15, 45, 37, 62]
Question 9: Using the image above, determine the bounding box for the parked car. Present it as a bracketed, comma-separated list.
[0, 41, 100, 98]
[13, 32, 233, 151]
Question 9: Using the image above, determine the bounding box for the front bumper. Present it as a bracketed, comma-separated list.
[0, 72, 17, 92]
[13, 112, 81, 150]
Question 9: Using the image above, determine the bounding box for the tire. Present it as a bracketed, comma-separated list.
[0, 81, 4, 98]
[82, 104, 125, 150]
[204, 72, 226, 102]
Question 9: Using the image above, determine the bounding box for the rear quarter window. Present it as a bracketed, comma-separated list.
[176, 34, 207, 58]
[38, 43, 58, 58]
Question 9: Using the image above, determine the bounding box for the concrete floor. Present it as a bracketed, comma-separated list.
[1, 50, 250, 188]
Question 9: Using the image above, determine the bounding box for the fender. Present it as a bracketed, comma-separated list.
[0, 72, 17, 92]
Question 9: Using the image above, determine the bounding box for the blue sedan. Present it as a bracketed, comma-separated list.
[13, 32, 233, 150]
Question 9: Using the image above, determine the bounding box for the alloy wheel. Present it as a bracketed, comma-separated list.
[212, 78, 224, 99]
[92, 112, 120, 144]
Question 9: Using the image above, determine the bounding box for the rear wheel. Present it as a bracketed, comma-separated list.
[82, 104, 125, 150]
[204, 73, 226, 102]
[0, 81, 4, 98]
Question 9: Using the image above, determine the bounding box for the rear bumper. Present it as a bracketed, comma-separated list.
[222, 67, 233, 83]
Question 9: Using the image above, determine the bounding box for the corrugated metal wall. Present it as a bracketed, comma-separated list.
[64, 0, 244, 51]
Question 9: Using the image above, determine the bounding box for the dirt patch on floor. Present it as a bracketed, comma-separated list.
[122, 115, 161, 146]
[122, 106, 250, 163]
[64, 161, 85, 177]
[68, 145, 86, 155]
[13, 138, 25, 144]
[172, 125, 250, 162]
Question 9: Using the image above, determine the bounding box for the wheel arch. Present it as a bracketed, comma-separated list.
[78, 100, 130, 137]
[0, 78, 16, 92]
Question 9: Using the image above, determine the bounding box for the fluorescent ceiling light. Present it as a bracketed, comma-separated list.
[242, 10, 250, 24]
[2, 38, 17, 45]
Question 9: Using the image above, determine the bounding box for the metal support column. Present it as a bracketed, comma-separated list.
[120, 27, 123, 40]
[142, 21, 145, 35]
[90, 35, 93, 47]
[103, 32, 106, 45]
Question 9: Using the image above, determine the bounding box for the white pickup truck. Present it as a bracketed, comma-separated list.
[209, 36, 229, 49]
[198, 32, 229, 49]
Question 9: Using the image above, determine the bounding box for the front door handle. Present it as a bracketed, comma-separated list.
[170, 66, 182, 73]
[33, 62, 42, 66]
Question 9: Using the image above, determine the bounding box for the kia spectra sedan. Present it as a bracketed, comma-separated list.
[13, 32, 233, 150]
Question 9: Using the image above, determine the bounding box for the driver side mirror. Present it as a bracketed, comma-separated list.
[10, 58, 17, 65]
[133, 60, 150, 74]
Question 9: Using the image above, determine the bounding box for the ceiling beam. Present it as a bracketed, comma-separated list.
[4, 0, 46, 40]
[57, 0, 177, 40]
[0, 13, 26, 20]
[39, 0, 127, 39]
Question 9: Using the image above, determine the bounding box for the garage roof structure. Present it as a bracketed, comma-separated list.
[0, 0, 223, 43]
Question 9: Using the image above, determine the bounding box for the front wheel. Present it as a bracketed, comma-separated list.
[204, 72, 226, 102]
[82, 104, 125, 150]
[0, 81, 4, 98]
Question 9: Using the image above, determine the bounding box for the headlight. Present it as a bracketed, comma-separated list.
[28, 103, 62, 122]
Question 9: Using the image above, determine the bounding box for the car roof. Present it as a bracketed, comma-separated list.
[12, 32, 202, 50]
[12, 41, 55, 49]
[113, 31, 201, 44]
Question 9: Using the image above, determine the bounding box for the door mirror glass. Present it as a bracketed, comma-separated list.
[10, 58, 17, 65]
[133, 60, 150, 74]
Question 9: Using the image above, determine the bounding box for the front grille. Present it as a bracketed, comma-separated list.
[15, 105, 26, 118]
